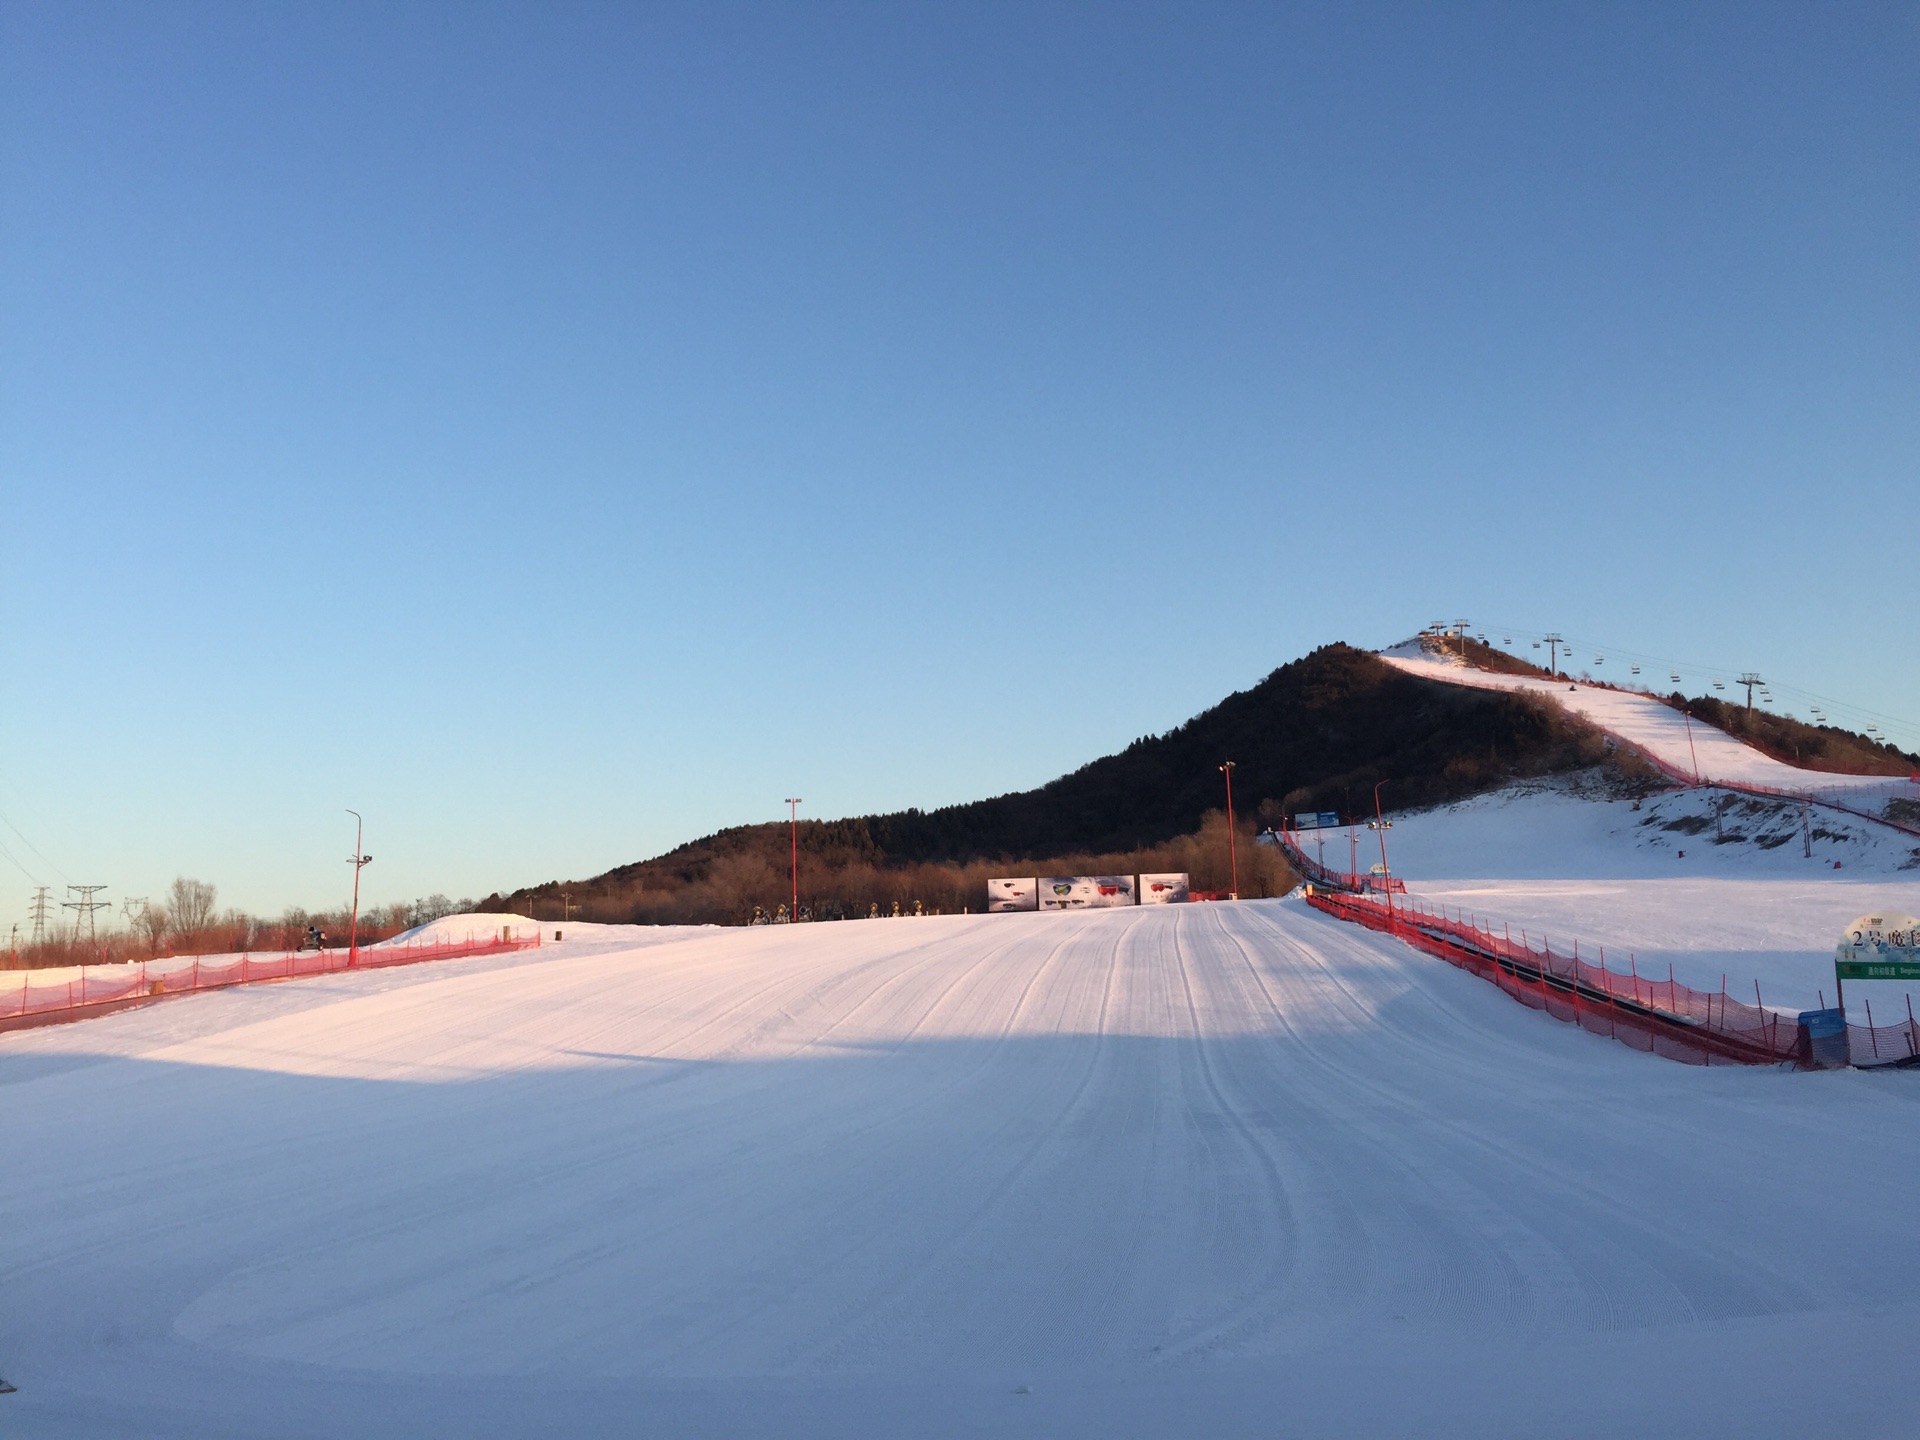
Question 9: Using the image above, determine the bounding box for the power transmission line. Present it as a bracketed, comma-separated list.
[0, 833, 39, 882]
[0, 803, 68, 884]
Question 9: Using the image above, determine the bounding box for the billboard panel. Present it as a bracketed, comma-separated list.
[987, 878, 1039, 913]
[1038, 875, 1137, 910]
[1294, 812, 1341, 830]
[1138, 872, 1190, 904]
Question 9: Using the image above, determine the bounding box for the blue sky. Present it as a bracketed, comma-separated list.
[2, 1, 1914, 918]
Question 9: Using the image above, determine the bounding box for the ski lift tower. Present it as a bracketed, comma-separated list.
[1738, 672, 1765, 711]
[1452, 618, 1471, 660]
[1543, 633, 1564, 678]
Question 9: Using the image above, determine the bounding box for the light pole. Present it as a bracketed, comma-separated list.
[785, 798, 802, 921]
[345, 810, 372, 966]
[1369, 780, 1393, 915]
[1218, 761, 1239, 899]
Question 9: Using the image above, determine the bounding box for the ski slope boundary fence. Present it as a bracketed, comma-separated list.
[1278, 818, 1920, 1069]
[0, 933, 543, 1034]
[1608, 720, 1920, 842]
[1299, 886, 1920, 1071]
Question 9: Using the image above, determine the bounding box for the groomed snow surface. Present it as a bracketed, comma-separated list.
[1379, 642, 1919, 805]
[1355, 776, 1920, 1015]
[5, 901, 1920, 1439]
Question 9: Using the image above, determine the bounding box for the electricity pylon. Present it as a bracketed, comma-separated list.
[28, 886, 52, 946]
[63, 886, 110, 945]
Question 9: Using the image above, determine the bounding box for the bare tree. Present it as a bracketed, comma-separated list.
[168, 877, 217, 939]
[128, 899, 169, 956]
[407, 894, 457, 927]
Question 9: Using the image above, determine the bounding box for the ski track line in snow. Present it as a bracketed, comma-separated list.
[1207, 906, 1796, 1336]
[808, 921, 1127, 1374]
[1204, 909, 1551, 1344]
[680, 925, 1082, 1372]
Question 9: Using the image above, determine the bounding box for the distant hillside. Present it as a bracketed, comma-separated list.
[488, 642, 1634, 925]
[832, 641, 1624, 859]
[1665, 693, 1916, 776]
[1432, 634, 1914, 775]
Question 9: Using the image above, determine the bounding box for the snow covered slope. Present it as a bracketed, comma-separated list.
[1361, 643, 1919, 1019]
[1380, 641, 1918, 804]
[1368, 779, 1920, 1012]
[4, 904, 1918, 1438]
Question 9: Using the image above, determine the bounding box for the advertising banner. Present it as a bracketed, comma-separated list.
[1294, 812, 1341, 830]
[1834, 912, 1920, 981]
[986, 878, 1039, 913]
[1038, 876, 1137, 910]
[1138, 873, 1190, 905]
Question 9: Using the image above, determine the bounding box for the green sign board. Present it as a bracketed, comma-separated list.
[1835, 960, 1920, 981]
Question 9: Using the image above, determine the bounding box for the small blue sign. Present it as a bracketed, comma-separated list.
[1798, 1007, 1849, 1069]
[1798, 1008, 1846, 1039]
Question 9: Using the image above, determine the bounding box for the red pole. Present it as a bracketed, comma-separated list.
[785, 798, 803, 920]
[1216, 762, 1239, 899]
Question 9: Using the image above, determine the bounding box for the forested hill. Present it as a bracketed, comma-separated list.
[846, 641, 1611, 858]
[488, 643, 1620, 922]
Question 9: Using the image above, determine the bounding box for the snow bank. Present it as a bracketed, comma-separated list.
[380, 911, 543, 945]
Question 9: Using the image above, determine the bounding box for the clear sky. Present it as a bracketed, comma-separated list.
[2, 2, 1915, 920]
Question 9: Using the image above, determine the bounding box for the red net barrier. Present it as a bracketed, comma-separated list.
[1300, 887, 1805, 1067]
[1300, 887, 1920, 1070]
[1278, 829, 1919, 1070]
[1, 932, 542, 1031]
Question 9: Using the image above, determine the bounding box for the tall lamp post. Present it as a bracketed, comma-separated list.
[785, 798, 802, 921]
[1369, 780, 1393, 915]
[345, 810, 373, 966]
[1218, 761, 1239, 900]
